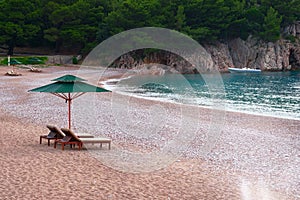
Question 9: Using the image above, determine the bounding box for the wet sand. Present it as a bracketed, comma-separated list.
[0, 66, 299, 199]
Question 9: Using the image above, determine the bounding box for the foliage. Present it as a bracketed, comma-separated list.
[260, 7, 282, 42]
[284, 35, 297, 43]
[0, 0, 41, 55]
[260, 0, 300, 26]
[0, 0, 299, 55]
[0, 56, 47, 65]
[72, 56, 78, 64]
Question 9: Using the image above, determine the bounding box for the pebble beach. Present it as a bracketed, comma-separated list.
[0, 66, 299, 199]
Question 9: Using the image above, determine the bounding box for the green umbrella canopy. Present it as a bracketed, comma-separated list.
[29, 75, 109, 93]
[10, 58, 22, 65]
[28, 74, 111, 129]
[29, 80, 109, 93]
[52, 74, 87, 82]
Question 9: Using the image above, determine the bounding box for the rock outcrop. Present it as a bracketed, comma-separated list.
[204, 32, 300, 72]
[204, 42, 234, 72]
[112, 22, 300, 73]
[224, 37, 295, 71]
[46, 55, 74, 65]
[284, 21, 300, 38]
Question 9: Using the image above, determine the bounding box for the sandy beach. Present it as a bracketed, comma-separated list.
[0, 66, 299, 200]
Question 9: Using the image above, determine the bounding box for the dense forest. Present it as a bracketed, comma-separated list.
[0, 0, 299, 56]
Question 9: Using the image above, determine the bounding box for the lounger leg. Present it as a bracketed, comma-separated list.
[54, 141, 57, 148]
[100, 143, 102, 149]
[62, 144, 65, 150]
[48, 139, 50, 146]
[109, 142, 111, 150]
[40, 136, 42, 144]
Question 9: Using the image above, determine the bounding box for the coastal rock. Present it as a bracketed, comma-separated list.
[289, 44, 300, 69]
[210, 36, 300, 71]
[283, 21, 300, 38]
[204, 42, 234, 72]
[117, 54, 135, 68]
[46, 55, 73, 64]
[111, 22, 300, 72]
[167, 56, 194, 74]
[259, 42, 289, 71]
[228, 37, 258, 69]
[137, 64, 166, 75]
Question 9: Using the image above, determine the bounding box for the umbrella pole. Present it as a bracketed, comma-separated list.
[68, 93, 71, 129]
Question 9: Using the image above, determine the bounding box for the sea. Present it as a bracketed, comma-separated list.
[104, 71, 300, 120]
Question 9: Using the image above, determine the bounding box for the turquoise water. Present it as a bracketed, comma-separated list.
[108, 71, 300, 120]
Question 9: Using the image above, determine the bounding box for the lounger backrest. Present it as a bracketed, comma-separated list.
[61, 128, 81, 142]
[52, 126, 66, 138]
[46, 125, 59, 138]
[60, 135, 72, 142]
[46, 125, 65, 138]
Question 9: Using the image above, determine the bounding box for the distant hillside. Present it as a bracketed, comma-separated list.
[0, 0, 299, 56]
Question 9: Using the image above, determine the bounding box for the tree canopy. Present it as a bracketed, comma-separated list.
[0, 0, 299, 55]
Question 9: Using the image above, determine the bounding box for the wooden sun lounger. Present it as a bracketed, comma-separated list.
[54, 128, 111, 150]
[53, 135, 81, 150]
[40, 125, 94, 146]
[40, 125, 64, 146]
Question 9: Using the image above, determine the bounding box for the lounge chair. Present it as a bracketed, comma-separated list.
[40, 125, 64, 146]
[54, 128, 111, 150]
[40, 125, 94, 146]
[5, 70, 22, 76]
[53, 134, 82, 150]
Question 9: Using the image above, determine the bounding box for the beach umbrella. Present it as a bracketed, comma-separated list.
[29, 74, 111, 129]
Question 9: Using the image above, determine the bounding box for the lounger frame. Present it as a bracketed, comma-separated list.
[54, 128, 111, 150]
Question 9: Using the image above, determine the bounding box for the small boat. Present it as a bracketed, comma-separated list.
[228, 67, 261, 73]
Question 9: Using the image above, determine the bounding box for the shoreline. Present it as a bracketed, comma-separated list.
[105, 89, 300, 122]
[0, 65, 299, 199]
[99, 69, 300, 122]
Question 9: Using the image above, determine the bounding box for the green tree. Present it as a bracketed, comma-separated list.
[227, 5, 264, 40]
[0, 0, 41, 55]
[260, 7, 282, 42]
[0, 0, 298, 54]
[175, 5, 186, 31]
[227, 18, 250, 40]
[261, 0, 300, 26]
[103, 0, 166, 36]
[43, 0, 104, 53]
[185, 0, 243, 42]
[244, 6, 265, 35]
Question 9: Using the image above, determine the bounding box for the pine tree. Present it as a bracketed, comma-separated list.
[260, 7, 282, 42]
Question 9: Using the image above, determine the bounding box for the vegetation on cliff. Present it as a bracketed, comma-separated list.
[0, 0, 299, 55]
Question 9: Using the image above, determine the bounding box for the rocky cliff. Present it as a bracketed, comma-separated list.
[206, 36, 300, 72]
[112, 22, 300, 73]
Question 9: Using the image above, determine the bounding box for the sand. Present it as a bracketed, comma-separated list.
[0, 66, 299, 199]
